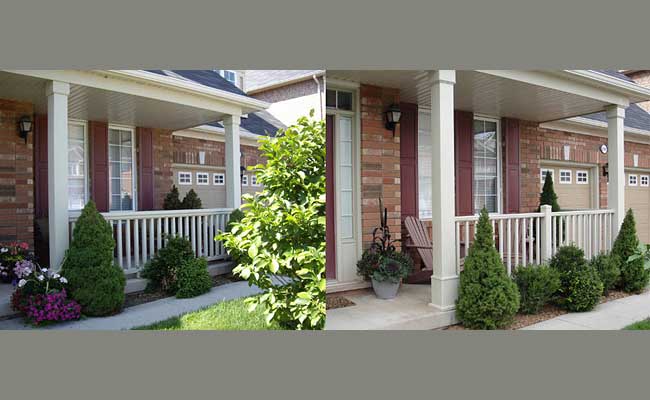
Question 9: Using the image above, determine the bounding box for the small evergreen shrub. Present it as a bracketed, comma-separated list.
[456, 208, 520, 329]
[513, 264, 561, 314]
[61, 201, 125, 316]
[163, 185, 182, 210]
[141, 235, 195, 295]
[176, 257, 212, 299]
[612, 209, 649, 293]
[562, 267, 603, 312]
[549, 244, 587, 275]
[589, 253, 620, 295]
[226, 209, 245, 233]
[182, 189, 203, 209]
[538, 171, 561, 212]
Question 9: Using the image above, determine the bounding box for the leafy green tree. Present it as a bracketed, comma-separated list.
[181, 189, 202, 209]
[61, 201, 125, 316]
[456, 208, 520, 329]
[218, 111, 325, 330]
[612, 209, 649, 293]
[163, 185, 182, 210]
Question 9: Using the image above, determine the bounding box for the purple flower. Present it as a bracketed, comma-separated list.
[14, 260, 34, 279]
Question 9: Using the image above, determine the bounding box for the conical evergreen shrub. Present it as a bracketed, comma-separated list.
[612, 209, 649, 293]
[61, 201, 125, 316]
[538, 171, 560, 212]
[456, 208, 520, 329]
[182, 189, 202, 209]
[163, 185, 182, 210]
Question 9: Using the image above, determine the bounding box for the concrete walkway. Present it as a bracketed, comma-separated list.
[0, 280, 264, 330]
[522, 290, 650, 330]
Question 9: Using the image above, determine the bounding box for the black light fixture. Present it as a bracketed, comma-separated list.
[385, 104, 401, 135]
[603, 163, 609, 179]
[18, 116, 33, 144]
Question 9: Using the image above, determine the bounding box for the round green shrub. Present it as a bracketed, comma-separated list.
[589, 253, 620, 295]
[456, 208, 520, 329]
[181, 189, 202, 209]
[61, 201, 125, 316]
[549, 244, 587, 275]
[176, 257, 212, 299]
[141, 235, 195, 294]
[513, 264, 561, 314]
[612, 209, 649, 293]
[560, 267, 603, 312]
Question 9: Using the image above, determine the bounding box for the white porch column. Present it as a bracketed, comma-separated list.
[606, 105, 625, 235]
[46, 81, 70, 269]
[224, 114, 242, 209]
[429, 70, 458, 311]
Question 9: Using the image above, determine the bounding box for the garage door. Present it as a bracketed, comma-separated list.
[625, 172, 650, 244]
[540, 165, 593, 210]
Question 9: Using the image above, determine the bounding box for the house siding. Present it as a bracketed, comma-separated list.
[0, 99, 34, 247]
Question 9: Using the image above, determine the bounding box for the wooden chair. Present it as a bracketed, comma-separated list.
[403, 216, 434, 283]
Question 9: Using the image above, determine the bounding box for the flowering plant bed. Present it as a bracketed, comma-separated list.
[0, 241, 30, 283]
[10, 261, 81, 326]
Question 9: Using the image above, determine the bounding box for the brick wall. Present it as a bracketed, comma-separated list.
[359, 84, 401, 248]
[172, 135, 263, 169]
[0, 99, 34, 246]
[625, 71, 650, 112]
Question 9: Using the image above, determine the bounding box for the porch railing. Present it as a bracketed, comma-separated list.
[69, 208, 233, 274]
[454, 206, 615, 275]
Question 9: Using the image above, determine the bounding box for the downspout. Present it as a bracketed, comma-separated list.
[313, 74, 323, 120]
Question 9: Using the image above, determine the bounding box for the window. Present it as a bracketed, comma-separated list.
[109, 127, 136, 211]
[473, 118, 500, 213]
[217, 70, 237, 85]
[326, 89, 353, 111]
[576, 170, 588, 184]
[642, 175, 649, 187]
[68, 121, 87, 210]
[178, 172, 192, 185]
[251, 175, 261, 187]
[540, 168, 554, 184]
[242, 175, 249, 186]
[213, 173, 225, 185]
[629, 174, 638, 186]
[559, 170, 572, 184]
[196, 172, 209, 185]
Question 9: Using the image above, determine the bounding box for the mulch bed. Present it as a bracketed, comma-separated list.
[326, 295, 356, 310]
[444, 289, 634, 330]
[123, 273, 240, 309]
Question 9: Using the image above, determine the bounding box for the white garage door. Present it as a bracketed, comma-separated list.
[540, 165, 593, 210]
[625, 172, 650, 244]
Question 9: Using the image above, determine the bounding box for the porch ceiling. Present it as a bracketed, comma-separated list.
[328, 70, 632, 123]
[0, 70, 262, 131]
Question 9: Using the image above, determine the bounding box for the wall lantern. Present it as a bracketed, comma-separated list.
[603, 163, 609, 179]
[240, 165, 246, 180]
[18, 116, 33, 144]
[385, 104, 401, 135]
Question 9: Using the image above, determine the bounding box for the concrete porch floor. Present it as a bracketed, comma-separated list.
[325, 284, 457, 330]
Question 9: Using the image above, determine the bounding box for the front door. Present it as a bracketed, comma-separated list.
[326, 115, 336, 279]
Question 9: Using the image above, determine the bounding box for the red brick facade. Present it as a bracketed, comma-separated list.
[359, 85, 401, 248]
[172, 135, 263, 169]
[0, 99, 35, 246]
[625, 71, 650, 112]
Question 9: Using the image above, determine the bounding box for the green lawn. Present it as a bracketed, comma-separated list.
[133, 296, 285, 330]
[624, 319, 650, 330]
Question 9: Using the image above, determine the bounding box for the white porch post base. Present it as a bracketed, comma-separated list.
[429, 70, 458, 310]
[46, 81, 70, 270]
[224, 115, 242, 209]
[430, 275, 459, 311]
[606, 105, 625, 235]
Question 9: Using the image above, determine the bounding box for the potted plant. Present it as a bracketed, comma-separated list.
[357, 198, 413, 299]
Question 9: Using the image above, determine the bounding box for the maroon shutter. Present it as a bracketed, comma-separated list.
[137, 127, 154, 210]
[455, 111, 474, 216]
[400, 103, 418, 221]
[90, 121, 110, 212]
[34, 114, 49, 218]
[325, 115, 336, 279]
[503, 118, 521, 213]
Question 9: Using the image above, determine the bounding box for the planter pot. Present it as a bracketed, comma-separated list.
[371, 278, 401, 299]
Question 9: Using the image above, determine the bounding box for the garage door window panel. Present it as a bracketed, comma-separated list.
[559, 170, 572, 184]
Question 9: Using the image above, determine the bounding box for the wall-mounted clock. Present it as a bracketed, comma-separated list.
[600, 144, 608, 154]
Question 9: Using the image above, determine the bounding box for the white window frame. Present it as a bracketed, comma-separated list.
[108, 124, 137, 212]
[216, 69, 237, 85]
[641, 175, 649, 187]
[576, 170, 589, 184]
[196, 172, 209, 185]
[629, 174, 638, 186]
[68, 119, 89, 211]
[472, 115, 502, 214]
[242, 175, 249, 186]
[540, 168, 554, 184]
[178, 171, 192, 185]
[251, 174, 261, 187]
[326, 88, 354, 111]
[559, 169, 572, 184]
[213, 173, 225, 186]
